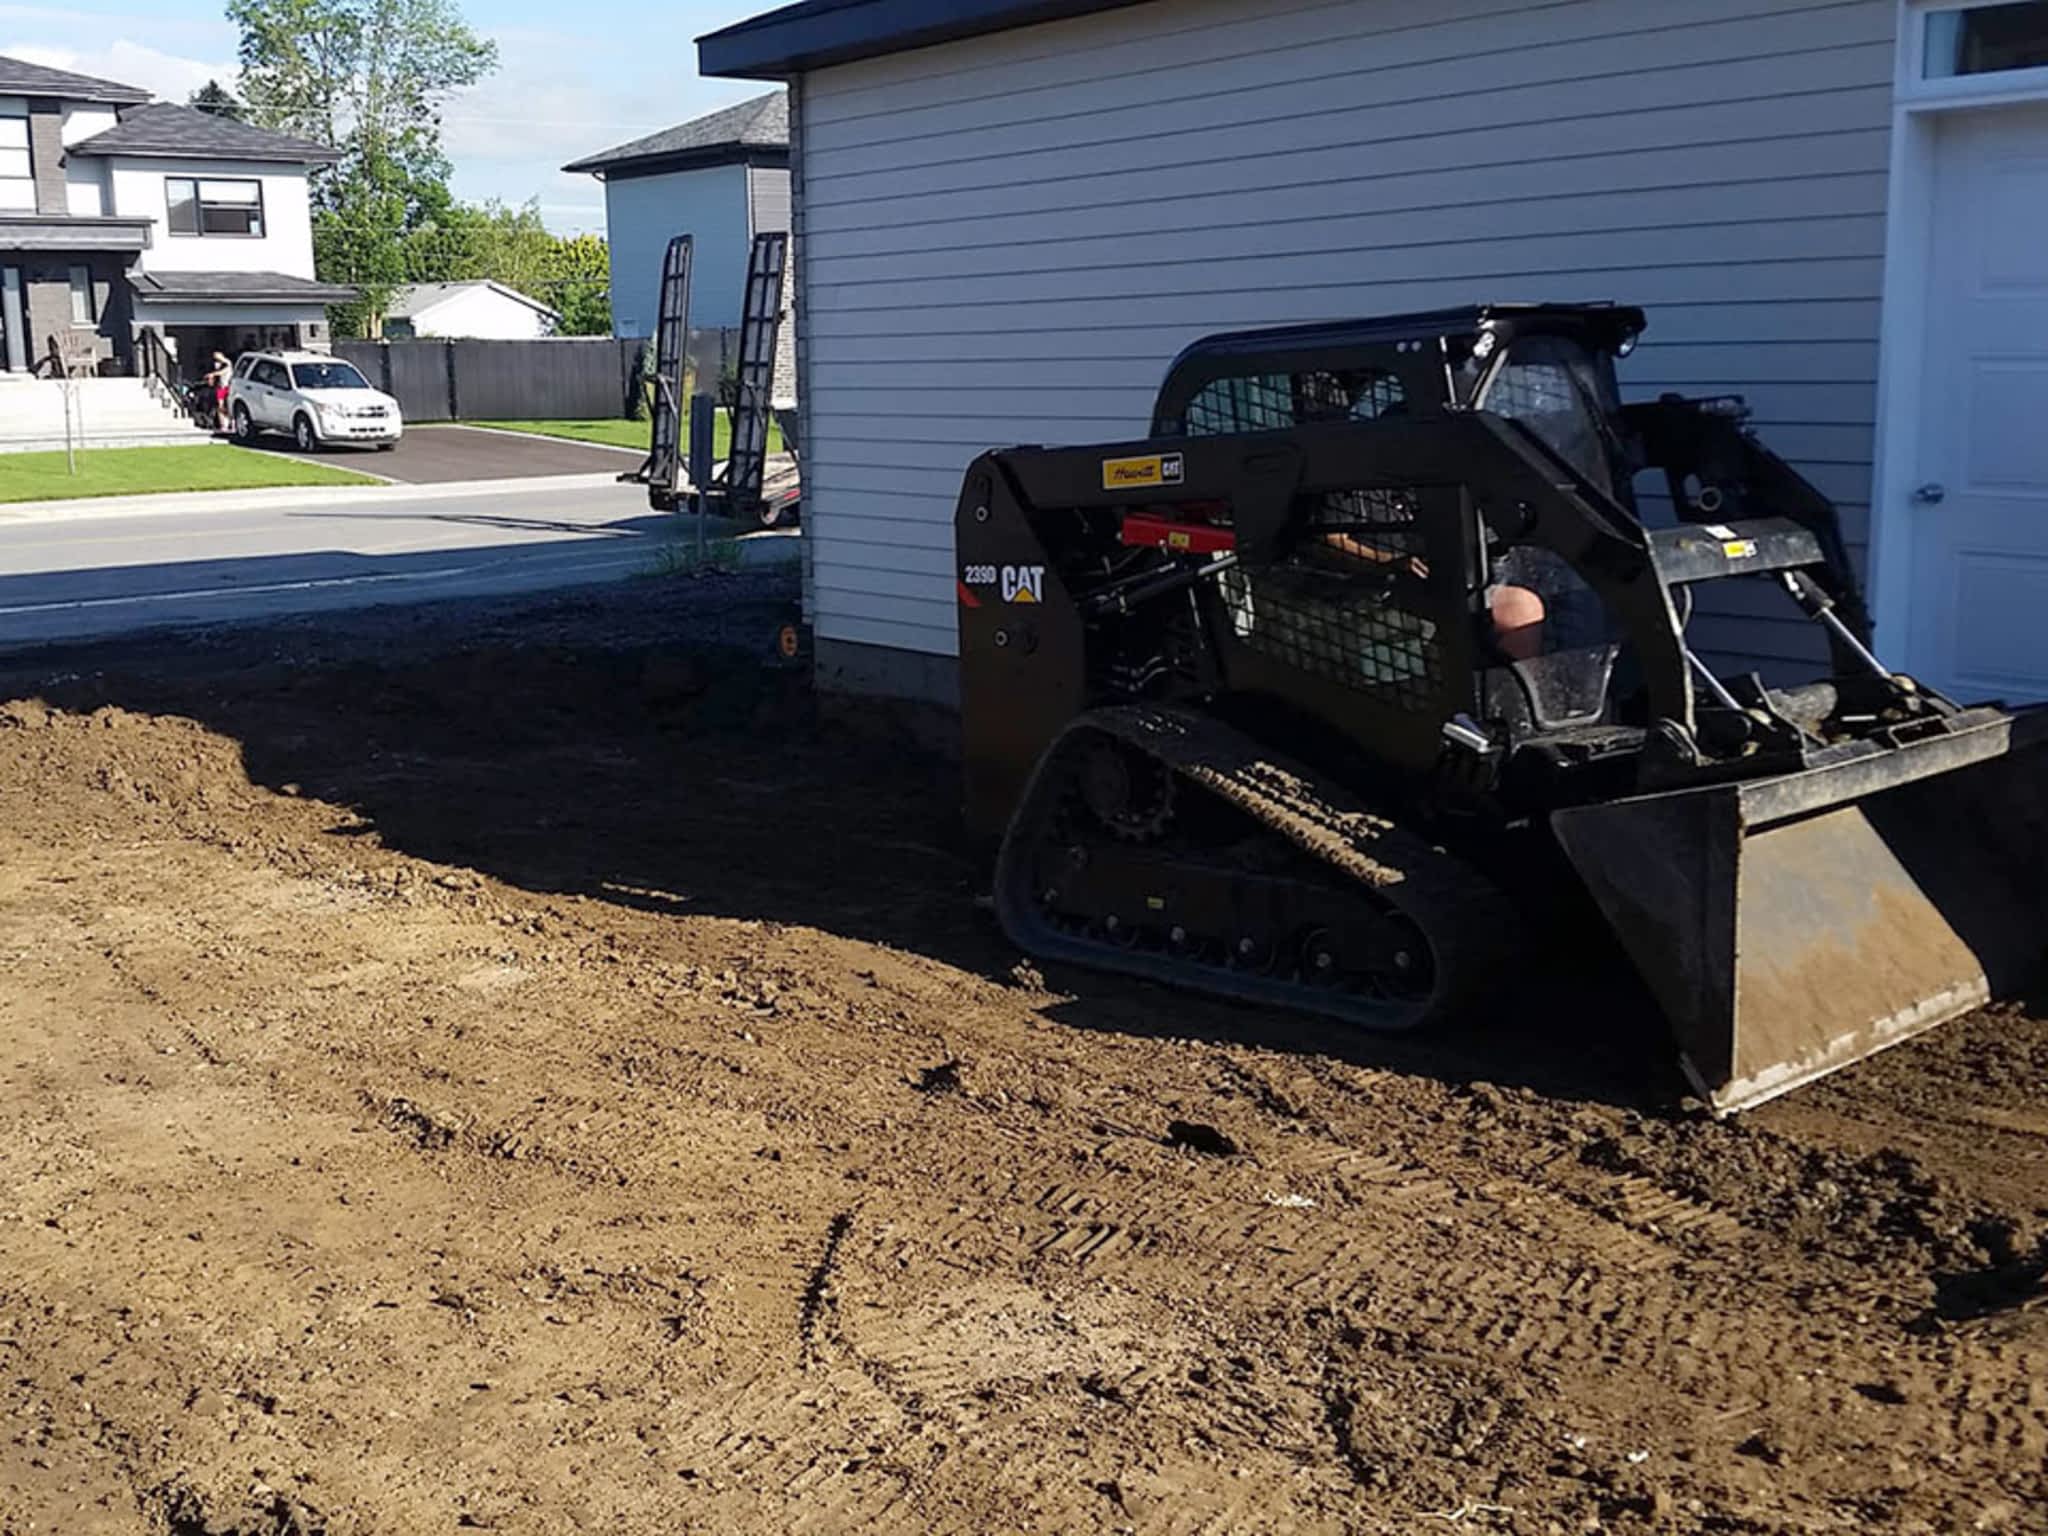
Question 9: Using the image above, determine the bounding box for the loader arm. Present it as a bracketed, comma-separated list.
[1626, 396, 1876, 650]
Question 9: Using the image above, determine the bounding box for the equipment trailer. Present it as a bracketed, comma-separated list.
[957, 304, 2048, 1114]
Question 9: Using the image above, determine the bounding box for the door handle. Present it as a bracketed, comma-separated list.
[1912, 482, 1947, 505]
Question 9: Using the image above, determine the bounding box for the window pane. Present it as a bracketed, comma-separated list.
[1480, 338, 1621, 497]
[68, 266, 93, 325]
[198, 179, 260, 204]
[1926, 1, 2048, 77]
[0, 179, 31, 211]
[0, 116, 26, 149]
[291, 362, 368, 390]
[0, 147, 28, 178]
[166, 179, 199, 235]
[200, 202, 261, 236]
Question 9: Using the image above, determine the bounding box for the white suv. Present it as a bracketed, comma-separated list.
[228, 350, 403, 452]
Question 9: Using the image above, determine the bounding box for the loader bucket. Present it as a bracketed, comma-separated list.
[1551, 708, 2048, 1115]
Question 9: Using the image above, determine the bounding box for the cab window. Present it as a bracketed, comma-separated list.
[1178, 367, 1408, 436]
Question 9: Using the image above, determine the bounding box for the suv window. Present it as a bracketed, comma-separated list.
[257, 360, 290, 388]
[289, 361, 369, 391]
[233, 355, 256, 379]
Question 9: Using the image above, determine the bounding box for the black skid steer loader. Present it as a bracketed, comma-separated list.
[955, 304, 2048, 1114]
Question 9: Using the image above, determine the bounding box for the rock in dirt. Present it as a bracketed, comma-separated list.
[1165, 1120, 1238, 1157]
[912, 1060, 964, 1094]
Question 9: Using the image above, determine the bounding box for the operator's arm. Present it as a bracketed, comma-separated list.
[1320, 530, 1427, 578]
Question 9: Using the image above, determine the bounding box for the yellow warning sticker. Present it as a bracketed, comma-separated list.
[1102, 452, 1185, 491]
[1723, 539, 1758, 559]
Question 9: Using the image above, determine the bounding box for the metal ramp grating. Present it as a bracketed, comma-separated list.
[636, 233, 694, 495]
[720, 231, 789, 510]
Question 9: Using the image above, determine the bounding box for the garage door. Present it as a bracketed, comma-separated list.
[797, 0, 1894, 672]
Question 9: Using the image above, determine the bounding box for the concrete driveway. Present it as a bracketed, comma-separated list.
[253, 424, 642, 484]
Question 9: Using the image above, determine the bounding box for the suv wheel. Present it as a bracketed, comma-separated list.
[293, 414, 318, 453]
[233, 403, 255, 442]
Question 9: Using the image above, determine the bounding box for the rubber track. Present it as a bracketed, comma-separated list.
[995, 703, 1521, 1030]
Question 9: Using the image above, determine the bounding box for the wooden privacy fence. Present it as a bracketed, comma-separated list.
[335, 331, 742, 423]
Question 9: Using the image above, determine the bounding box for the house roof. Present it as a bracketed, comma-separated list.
[697, 0, 1146, 79]
[390, 280, 560, 322]
[130, 270, 357, 304]
[0, 52, 151, 104]
[563, 90, 788, 177]
[69, 102, 341, 164]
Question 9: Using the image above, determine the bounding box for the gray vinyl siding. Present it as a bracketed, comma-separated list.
[796, 0, 1897, 668]
[604, 162, 751, 335]
[748, 163, 792, 235]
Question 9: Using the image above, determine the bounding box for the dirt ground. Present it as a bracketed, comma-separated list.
[0, 577, 2044, 1536]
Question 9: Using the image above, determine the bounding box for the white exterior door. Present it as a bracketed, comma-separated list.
[1905, 100, 2048, 702]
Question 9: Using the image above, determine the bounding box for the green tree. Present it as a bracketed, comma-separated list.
[314, 151, 410, 339]
[544, 232, 610, 336]
[188, 79, 246, 119]
[228, 0, 498, 335]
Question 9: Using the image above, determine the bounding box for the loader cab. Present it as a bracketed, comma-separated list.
[1148, 306, 1648, 776]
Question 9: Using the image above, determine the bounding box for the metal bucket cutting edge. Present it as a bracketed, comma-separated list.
[1552, 710, 2048, 1115]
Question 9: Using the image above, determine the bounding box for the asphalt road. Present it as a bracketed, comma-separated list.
[0, 477, 682, 649]
[250, 424, 643, 484]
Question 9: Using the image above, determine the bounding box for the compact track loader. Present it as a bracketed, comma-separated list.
[956, 304, 2048, 1114]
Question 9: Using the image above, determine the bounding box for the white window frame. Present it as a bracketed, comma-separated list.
[1869, 0, 2048, 666]
[1908, 0, 2048, 100]
[164, 175, 267, 239]
[0, 105, 31, 211]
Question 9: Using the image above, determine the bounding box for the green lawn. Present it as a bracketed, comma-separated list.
[0, 445, 381, 505]
[469, 413, 782, 459]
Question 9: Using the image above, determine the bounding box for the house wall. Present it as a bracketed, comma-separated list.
[17, 249, 132, 371]
[793, 0, 1898, 694]
[408, 287, 556, 340]
[60, 106, 116, 217]
[604, 161, 751, 335]
[137, 301, 324, 330]
[111, 157, 316, 278]
[26, 99, 63, 214]
[59, 104, 117, 146]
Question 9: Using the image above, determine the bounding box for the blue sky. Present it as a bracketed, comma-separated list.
[0, 0, 776, 232]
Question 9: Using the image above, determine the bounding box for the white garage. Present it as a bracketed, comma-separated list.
[700, 0, 2048, 709]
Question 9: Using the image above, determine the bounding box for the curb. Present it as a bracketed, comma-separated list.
[443, 423, 648, 456]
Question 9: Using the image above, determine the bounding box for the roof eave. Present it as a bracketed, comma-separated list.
[405, 283, 561, 321]
[69, 143, 342, 165]
[134, 277, 359, 303]
[697, 0, 1147, 79]
[565, 142, 788, 179]
[0, 73, 150, 105]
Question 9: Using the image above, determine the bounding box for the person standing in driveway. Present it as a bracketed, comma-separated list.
[203, 352, 233, 433]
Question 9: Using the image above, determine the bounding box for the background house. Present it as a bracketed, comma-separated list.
[701, 0, 2048, 716]
[0, 55, 349, 379]
[563, 91, 789, 336]
[386, 280, 559, 340]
